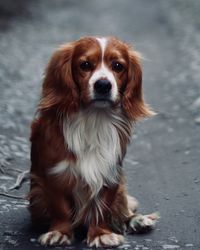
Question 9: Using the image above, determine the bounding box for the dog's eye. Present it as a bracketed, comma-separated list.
[80, 61, 92, 71]
[112, 61, 124, 73]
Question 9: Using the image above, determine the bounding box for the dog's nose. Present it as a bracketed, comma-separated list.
[94, 79, 112, 95]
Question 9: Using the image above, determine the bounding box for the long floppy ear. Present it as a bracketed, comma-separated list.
[122, 48, 155, 120]
[39, 42, 79, 116]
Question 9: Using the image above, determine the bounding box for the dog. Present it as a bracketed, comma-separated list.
[29, 36, 158, 248]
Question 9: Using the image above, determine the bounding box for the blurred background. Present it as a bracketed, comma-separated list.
[0, 0, 199, 249]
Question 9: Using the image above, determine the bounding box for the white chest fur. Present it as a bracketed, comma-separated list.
[63, 108, 127, 195]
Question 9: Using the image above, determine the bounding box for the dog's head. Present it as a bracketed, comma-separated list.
[40, 36, 153, 120]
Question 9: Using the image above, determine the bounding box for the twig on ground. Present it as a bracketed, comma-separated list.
[0, 192, 25, 200]
[9, 170, 29, 190]
[6, 167, 23, 173]
[0, 166, 5, 173]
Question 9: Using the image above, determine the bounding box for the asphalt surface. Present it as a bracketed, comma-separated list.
[0, 0, 200, 249]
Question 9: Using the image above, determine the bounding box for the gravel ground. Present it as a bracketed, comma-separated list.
[0, 0, 200, 249]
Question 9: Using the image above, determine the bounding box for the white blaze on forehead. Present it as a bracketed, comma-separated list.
[88, 37, 118, 101]
[96, 37, 107, 58]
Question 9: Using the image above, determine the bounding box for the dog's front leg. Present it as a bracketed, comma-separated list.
[37, 192, 74, 246]
[87, 183, 129, 248]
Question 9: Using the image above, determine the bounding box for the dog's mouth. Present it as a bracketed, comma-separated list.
[91, 98, 113, 108]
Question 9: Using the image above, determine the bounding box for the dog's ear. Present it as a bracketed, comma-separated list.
[122, 48, 154, 120]
[39, 42, 79, 115]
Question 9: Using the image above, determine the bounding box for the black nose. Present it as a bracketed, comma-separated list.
[94, 79, 112, 95]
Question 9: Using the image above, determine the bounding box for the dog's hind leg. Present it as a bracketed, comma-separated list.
[126, 195, 160, 233]
[126, 195, 138, 214]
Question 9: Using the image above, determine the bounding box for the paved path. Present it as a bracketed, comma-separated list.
[0, 1, 200, 249]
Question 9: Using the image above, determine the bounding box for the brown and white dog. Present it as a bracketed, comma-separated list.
[29, 36, 158, 248]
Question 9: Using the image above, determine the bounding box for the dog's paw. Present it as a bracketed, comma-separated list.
[38, 231, 72, 246]
[128, 212, 160, 233]
[87, 233, 124, 248]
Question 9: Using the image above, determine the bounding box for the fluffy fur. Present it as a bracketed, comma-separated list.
[29, 36, 155, 248]
[63, 108, 131, 195]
